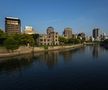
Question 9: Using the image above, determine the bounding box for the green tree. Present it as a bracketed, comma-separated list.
[32, 34, 39, 46]
[0, 29, 7, 45]
[20, 34, 35, 46]
[59, 36, 68, 45]
[68, 38, 81, 44]
[4, 37, 19, 52]
[74, 39, 81, 44]
[12, 34, 22, 46]
[101, 39, 108, 45]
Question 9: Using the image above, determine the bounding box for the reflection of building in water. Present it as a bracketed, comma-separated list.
[78, 47, 85, 54]
[0, 54, 34, 73]
[40, 51, 59, 69]
[61, 51, 73, 63]
[60, 49, 80, 63]
[92, 46, 101, 59]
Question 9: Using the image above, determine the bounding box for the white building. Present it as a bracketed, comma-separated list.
[24, 26, 35, 34]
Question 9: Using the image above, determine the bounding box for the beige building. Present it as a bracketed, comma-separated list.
[38, 34, 52, 45]
[47, 32, 59, 45]
[38, 27, 59, 46]
[63, 27, 72, 39]
[24, 26, 35, 34]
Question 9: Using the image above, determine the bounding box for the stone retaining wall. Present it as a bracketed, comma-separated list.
[0, 44, 83, 58]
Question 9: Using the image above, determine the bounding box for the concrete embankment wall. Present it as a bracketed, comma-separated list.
[0, 44, 83, 58]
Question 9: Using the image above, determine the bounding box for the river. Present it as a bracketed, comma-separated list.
[0, 46, 108, 90]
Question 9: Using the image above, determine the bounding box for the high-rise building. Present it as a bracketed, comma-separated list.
[63, 27, 72, 39]
[92, 28, 100, 40]
[5, 17, 21, 34]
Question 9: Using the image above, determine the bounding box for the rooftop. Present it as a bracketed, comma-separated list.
[5, 17, 19, 20]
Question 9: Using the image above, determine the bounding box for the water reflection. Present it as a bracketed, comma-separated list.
[92, 46, 99, 58]
[0, 48, 83, 72]
[92, 45, 105, 59]
[60, 48, 84, 63]
[0, 46, 108, 90]
[39, 51, 59, 69]
[0, 54, 34, 73]
[1, 46, 107, 73]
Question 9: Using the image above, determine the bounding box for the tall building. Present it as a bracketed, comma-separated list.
[63, 27, 72, 39]
[46, 27, 54, 34]
[24, 26, 35, 34]
[5, 17, 21, 34]
[92, 28, 100, 40]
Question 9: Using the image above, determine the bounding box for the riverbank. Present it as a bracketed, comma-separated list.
[0, 44, 83, 58]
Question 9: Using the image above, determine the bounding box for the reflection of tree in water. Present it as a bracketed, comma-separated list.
[60, 50, 72, 63]
[37, 48, 83, 69]
[0, 47, 85, 72]
[0, 54, 35, 73]
[78, 47, 85, 53]
[39, 51, 59, 69]
[60, 48, 84, 63]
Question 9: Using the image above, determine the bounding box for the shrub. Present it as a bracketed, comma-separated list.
[44, 45, 48, 49]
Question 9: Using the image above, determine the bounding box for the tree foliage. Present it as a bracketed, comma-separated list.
[59, 36, 68, 44]
[20, 34, 35, 46]
[101, 39, 108, 45]
[4, 37, 19, 51]
[0, 28, 35, 51]
[59, 36, 82, 45]
[0, 29, 7, 45]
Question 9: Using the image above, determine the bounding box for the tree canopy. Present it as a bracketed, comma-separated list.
[59, 36, 82, 45]
[4, 36, 19, 52]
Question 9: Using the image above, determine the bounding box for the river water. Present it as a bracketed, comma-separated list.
[0, 46, 108, 90]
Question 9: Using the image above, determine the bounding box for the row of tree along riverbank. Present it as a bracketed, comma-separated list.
[0, 44, 83, 58]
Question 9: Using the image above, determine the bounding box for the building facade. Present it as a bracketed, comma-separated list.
[38, 27, 59, 46]
[93, 28, 100, 40]
[38, 34, 52, 46]
[63, 27, 72, 39]
[24, 26, 35, 34]
[47, 32, 59, 45]
[5, 17, 21, 34]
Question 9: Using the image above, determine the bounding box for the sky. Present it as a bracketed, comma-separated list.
[0, 0, 108, 36]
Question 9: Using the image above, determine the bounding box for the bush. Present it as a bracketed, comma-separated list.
[44, 45, 48, 49]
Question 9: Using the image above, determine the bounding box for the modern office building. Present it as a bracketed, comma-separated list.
[92, 28, 100, 40]
[5, 17, 21, 34]
[24, 26, 35, 34]
[63, 27, 72, 39]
